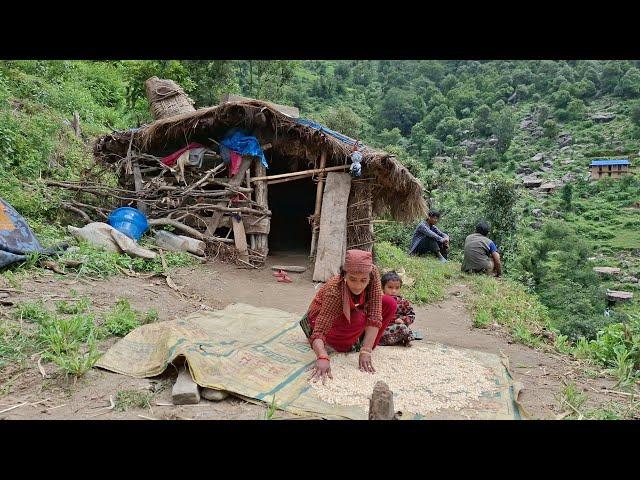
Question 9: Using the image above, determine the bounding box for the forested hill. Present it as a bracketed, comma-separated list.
[0, 60, 639, 376]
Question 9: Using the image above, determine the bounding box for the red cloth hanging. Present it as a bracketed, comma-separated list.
[229, 151, 242, 175]
[161, 142, 205, 167]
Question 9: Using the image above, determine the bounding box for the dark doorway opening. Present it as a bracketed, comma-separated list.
[267, 175, 316, 253]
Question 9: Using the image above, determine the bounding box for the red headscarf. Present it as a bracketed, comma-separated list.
[342, 249, 373, 321]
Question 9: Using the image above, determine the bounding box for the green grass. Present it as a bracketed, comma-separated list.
[467, 274, 553, 348]
[375, 241, 460, 305]
[61, 240, 197, 279]
[102, 299, 158, 337]
[114, 389, 154, 412]
[264, 395, 278, 420]
[55, 296, 91, 314]
[557, 381, 588, 419]
[2, 296, 159, 379]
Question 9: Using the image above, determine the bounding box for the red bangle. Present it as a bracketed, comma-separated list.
[317, 355, 330, 362]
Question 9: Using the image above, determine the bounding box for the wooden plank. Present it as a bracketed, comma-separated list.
[232, 215, 249, 263]
[219, 93, 299, 118]
[205, 157, 253, 235]
[313, 172, 351, 282]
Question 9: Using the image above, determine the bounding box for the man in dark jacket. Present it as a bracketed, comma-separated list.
[462, 220, 502, 277]
[408, 211, 450, 263]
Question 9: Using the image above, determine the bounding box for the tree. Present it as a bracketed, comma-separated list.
[561, 183, 573, 211]
[551, 89, 572, 108]
[543, 119, 559, 139]
[375, 87, 422, 135]
[537, 104, 551, 124]
[440, 74, 458, 94]
[492, 109, 515, 154]
[434, 116, 460, 142]
[480, 175, 519, 263]
[565, 98, 586, 121]
[375, 128, 404, 148]
[322, 106, 362, 138]
[614, 67, 640, 98]
[601, 61, 624, 93]
[181, 60, 238, 106]
[473, 104, 493, 136]
[630, 101, 640, 127]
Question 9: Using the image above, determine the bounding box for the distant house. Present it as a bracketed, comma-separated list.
[589, 159, 631, 180]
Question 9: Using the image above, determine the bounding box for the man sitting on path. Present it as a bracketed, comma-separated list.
[408, 210, 450, 263]
[461, 220, 502, 277]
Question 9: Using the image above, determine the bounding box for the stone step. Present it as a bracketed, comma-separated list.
[172, 365, 201, 405]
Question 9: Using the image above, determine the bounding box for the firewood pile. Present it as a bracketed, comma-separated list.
[47, 146, 271, 268]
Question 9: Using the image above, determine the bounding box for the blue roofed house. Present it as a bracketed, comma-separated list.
[589, 159, 632, 180]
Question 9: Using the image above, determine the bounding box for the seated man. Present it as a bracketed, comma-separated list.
[461, 220, 502, 277]
[408, 210, 450, 263]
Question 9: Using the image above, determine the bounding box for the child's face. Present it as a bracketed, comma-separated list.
[383, 280, 402, 296]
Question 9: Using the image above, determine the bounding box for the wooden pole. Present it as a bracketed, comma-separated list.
[309, 151, 327, 259]
[253, 161, 269, 256]
[132, 159, 147, 215]
[250, 164, 348, 183]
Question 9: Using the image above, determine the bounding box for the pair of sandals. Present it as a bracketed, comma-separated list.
[272, 269, 293, 283]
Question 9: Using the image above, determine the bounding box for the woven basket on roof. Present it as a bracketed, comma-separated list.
[145, 76, 195, 120]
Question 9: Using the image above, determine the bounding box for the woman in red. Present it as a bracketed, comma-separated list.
[304, 249, 397, 383]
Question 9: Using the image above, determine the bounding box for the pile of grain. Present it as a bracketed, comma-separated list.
[309, 345, 498, 416]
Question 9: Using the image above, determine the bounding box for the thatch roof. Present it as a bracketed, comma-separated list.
[94, 100, 427, 222]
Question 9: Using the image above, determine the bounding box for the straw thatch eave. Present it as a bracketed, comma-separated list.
[93, 100, 427, 222]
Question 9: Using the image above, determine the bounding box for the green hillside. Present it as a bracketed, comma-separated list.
[1, 60, 639, 388]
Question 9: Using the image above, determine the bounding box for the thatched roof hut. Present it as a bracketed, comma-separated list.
[93, 97, 426, 280]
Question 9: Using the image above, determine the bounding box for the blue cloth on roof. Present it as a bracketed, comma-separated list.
[220, 130, 268, 168]
[295, 118, 359, 147]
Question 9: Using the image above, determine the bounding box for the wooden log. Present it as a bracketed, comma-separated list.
[368, 381, 396, 420]
[232, 215, 250, 263]
[205, 157, 253, 235]
[147, 218, 233, 243]
[309, 151, 328, 259]
[271, 265, 307, 273]
[313, 172, 351, 282]
[251, 163, 348, 183]
[132, 159, 147, 214]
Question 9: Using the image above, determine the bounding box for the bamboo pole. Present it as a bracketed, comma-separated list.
[250, 164, 348, 183]
[309, 151, 327, 259]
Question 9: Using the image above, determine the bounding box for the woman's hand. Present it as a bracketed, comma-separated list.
[359, 351, 375, 373]
[394, 318, 404, 324]
[309, 358, 333, 384]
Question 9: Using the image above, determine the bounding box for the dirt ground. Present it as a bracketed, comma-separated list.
[0, 252, 621, 420]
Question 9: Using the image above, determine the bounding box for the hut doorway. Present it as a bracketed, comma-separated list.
[267, 174, 316, 253]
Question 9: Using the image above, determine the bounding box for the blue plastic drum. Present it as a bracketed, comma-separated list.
[107, 207, 148, 241]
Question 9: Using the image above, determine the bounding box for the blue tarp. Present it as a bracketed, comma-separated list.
[295, 118, 360, 147]
[0, 197, 65, 268]
[590, 159, 630, 166]
[220, 130, 268, 168]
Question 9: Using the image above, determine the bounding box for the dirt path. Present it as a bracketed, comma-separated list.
[0, 255, 618, 420]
